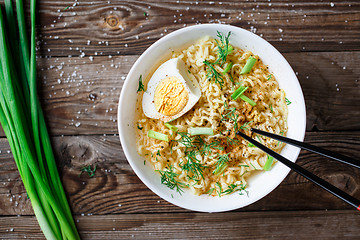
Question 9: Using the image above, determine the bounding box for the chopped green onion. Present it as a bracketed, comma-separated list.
[148, 130, 169, 142]
[165, 122, 178, 133]
[240, 56, 256, 74]
[222, 62, 233, 74]
[231, 86, 248, 100]
[188, 127, 214, 136]
[213, 163, 228, 175]
[264, 155, 274, 171]
[240, 95, 256, 106]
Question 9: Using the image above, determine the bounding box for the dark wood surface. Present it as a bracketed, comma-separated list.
[0, 0, 359, 239]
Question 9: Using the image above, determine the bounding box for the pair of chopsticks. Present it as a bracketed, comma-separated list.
[236, 129, 360, 211]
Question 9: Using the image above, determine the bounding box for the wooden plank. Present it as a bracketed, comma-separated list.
[30, 0, 360, 56]
[0, 131, 359, 215]
[0, 210, 360, 239]
[32, 51, 359, 135]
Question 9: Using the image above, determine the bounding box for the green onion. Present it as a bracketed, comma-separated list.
[222, 62, 233, 74]
[264, 155, 274, 171]
[231, 86, 248, 100]
[240, 56, 256, 74]
[239, 95, 256, 106]
[188, 127, 214, 136]
[148, 130, 169, 142]
[0, 1, 80, 239]
[165, 122, 178, 133]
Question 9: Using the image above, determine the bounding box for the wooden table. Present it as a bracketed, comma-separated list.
[1, 0, 359, 239]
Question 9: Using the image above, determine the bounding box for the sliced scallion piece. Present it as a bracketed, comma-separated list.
[263, 155, 274, 171]
[165, 122, 178, 133]
[240, 95, 256, 106]
[148, 130, 169, 142]
[188, 127, 214, 136]
[231, 86, 248, 100]
[222, 62, 233, 74]
[240, 56, 256, 74]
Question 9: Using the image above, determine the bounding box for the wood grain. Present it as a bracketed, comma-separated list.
[31, 0, 360, 56]
[1, 210, 360, 239]
[0, 51, 354, 137]
[0, 131, 359, 216]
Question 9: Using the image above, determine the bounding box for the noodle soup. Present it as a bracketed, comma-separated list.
[135, 34, 288, 196]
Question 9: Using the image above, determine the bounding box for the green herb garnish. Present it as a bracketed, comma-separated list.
[137, 74, 145, 92]
[80, 164, 97, 177]
[214, 31, 233, 66]
[137, 123, 143, 130]
[203, 60, 224, 89]
[263, 155, 274, 171]
[64, 6, 70, 11]
[240, 56, 257, 74]
[213, 153, 230, 175]
[267, 74, 272, 81]
[156, 165, 187, 194]
[285, 98, 292, 105]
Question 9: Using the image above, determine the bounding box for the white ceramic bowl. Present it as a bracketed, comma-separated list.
[117, 24, 306, 212]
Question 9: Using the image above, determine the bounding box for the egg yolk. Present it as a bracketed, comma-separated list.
[154, 76, 189, 116]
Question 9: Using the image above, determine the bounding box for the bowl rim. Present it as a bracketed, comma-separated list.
[118, 23, 306, 212]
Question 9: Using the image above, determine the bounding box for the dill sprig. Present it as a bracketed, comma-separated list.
[212, 153, 230, 175]
[180, 150, 206, 180]
[285, 97, 292, 105]
[156, 165, 187, 194]
[214, 31, 233, 66]
[222, 183, 247, 195]
[221, 101, 240, 132]
[137, 74, 145, 92]
[203, 60, 224, 89]
[80, 164, 97, 177]
[239, 120, 253, 131]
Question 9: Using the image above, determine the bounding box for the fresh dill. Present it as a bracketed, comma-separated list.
[144, 160, 146, 165]
[137, 123, 143, 130]
[143, 12, 147, 17]
[80, 164, 97, 177]
[215, 182, 223, 197]
[285, 97, 292, 105]
[267, 74, 272, 81]
[221, 101, 240, 132]
[214, 31, 233, 66]
[180, 150, 206, 180]
[249, 162, 258, 170]
[222, 183, 247, 195]
[269, 104, 273, 113]
[63, 6, 70, 11]
[213, 153, 230, 175]
[239, 120, 253, 131]
[187, 70, 191, 74]
[137, 75, 145, 92]
[156, 165, 187, 194]
[206, 188, 215, 196]
[156, 150, 161, 156]
[226, 136, 240, 146]
[203, 60, 224, 89]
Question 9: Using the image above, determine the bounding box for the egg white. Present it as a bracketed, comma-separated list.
[142, 58, 201, 122]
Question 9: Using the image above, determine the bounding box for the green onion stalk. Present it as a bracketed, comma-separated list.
[0, 0, 80, 239]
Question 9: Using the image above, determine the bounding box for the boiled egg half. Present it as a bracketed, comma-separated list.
[142, 58, 201, 122]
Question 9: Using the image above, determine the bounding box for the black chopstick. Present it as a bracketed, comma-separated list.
[251, 128, 360, 169]
[236, 130, 360, 211]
